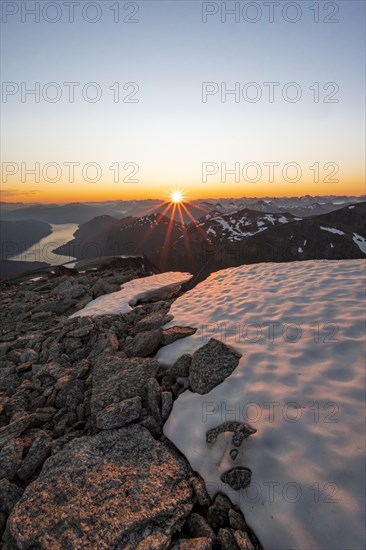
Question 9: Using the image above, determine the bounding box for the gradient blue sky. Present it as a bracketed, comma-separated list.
[1, 0, 365, 201]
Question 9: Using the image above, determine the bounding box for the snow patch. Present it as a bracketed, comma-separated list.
[352, 233, 366, 254]
[70, 272, 192, 318]
[157, 260, 366, 550]
[320, 226, 345, 235]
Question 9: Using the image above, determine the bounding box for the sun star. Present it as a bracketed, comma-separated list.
[170, 190, 184, 204]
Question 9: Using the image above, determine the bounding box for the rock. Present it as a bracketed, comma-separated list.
[220, 468, 252, 490]
[55, 378, 84, 411]
[161, 326, 197, 346]
[124, 329, 162, 357]
[136, 533, 171, 548]
[160, 373, 173, 391]
[35, 299, 76, 314]
[229, 449, 239, 461]
[6, 425, 195, 548]
[0, 439, 23, 480]
[189, 339, 241, 394]
[190, 475, 211, 507]
[135, 312, 173, 333]
[53, 266, 77, 277]
[17, 431, 52, 480]
[217, 528, 238, 549]
[228, 509, 247, 531]
[171, 354, 192, 378]
[187, 513, 216, 541]
[0, 414, 33, 450]
[92, 280, 119, 298]
[0, 366, 20, 392]
[171, 380, 188, 399]
[171, 538, 214, 549]
[34, 362, 65, 381]
[207, 494, 233, 530]
[233, 530, 255, 550]
[140, 415, 163, 439]
[96, 397, 142, 430]
[18, 348, 38, 364]
[32, 407, 57, 426]
[161, 391, 173, 420]
[88, 332, 119, 357]
[70, 358, 90, 380]
[66, 326, 92, 338]
[206, 422, 257, 447]
[70, 285, 86, 299]
[91, 356, 159, 415]
[147, 378, 162, 425]
[0, 479, 23, 514]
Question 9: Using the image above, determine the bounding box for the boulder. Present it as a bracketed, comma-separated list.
[206, 422, 257, 447]
[0, 414, 33, 450]
[220, 468, 252, 490]
[228, 509, 247, 531]
[17, 431, 52, 481]
[189, 339, 241, 395]
[187, 513, 216, 541]
[233, 530, 255, 550]
[6, 425, 195, 548]
[135, 312, 173, 333]
[96, 397, 142, 430]
[147, 377, 162, 425]
[161, 391, 173, 420]
[0, 439, 23, 480]
[171, 354, 192, 378]
[217, 528, 238, 549]
[124, 329, 162, 357]
[207, 494, 233, 530]
[161, 326, 197, 346]
[91, 356, 159, 415]
[0, 479, 23, 515]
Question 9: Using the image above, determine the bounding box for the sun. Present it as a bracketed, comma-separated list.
[170, 189, 184, 204]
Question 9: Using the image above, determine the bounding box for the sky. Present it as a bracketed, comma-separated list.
[1, 0, 365, 202]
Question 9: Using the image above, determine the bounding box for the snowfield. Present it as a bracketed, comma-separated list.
[70, 272, 192, 317]
[157, 260, 366, 550]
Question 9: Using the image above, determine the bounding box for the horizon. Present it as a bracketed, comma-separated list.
[1, 192, 366, 207]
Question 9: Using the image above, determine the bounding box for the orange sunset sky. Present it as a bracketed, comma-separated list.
[1, 2, 365, 204]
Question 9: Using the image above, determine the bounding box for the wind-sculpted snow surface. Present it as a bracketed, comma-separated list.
[70, 272, 192, 317]
[157, 260, 366, 550]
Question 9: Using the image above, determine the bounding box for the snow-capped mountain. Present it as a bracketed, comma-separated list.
[192, 208, 300, 243]
[167, 202, 366, 283]
[52, 202, 366, 285]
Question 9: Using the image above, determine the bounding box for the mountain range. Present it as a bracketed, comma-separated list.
[53, 202, 366, 284]
[1, 195, 365, 224]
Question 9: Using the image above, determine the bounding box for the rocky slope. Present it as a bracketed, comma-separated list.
[0, 260, 262, 549]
